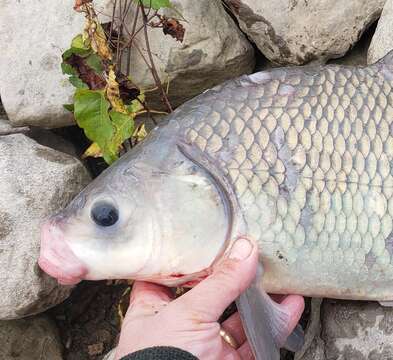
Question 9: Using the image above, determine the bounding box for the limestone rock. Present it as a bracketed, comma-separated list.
[328, 24, 375, 67]
[0, 118, 14, 134]
[297, 300, 393, 360]
[224, 0, 385, 65]
[368, 0, 393, 64]
[0, 315, 63, 360]
[0, 134, 91, 319]
[124, 0, 255, 109]
[0, 98, 6, 117]
[27, 127, 79, 158]
[322, 300, 393, 359]
[0, 0, 112, 128]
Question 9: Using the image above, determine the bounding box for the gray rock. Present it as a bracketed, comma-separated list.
[328, 24, 375, 67]
[224, 0, 385, 65]
[124, 0, 255, 109]
[0, 98, 6, 118]
[322, 300, 393, 360]
[0, 117, 30, 136]
[0, 134, 91, 319]
[27, 128, 79, 158]
[368, 0, 393, 64]
[0, 118, 14, 133]
[0, 0, 112, 128]
[0, 315, 63, 359]
[297, 300, 393, 360]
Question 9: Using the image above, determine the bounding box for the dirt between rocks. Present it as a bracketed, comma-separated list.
[48, 281, 129, 360]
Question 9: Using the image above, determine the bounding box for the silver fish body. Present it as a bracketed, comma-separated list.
[159, 51, 393, 301]
[40, 50, 393, 301]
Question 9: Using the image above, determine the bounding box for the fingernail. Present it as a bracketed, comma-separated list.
[229, 237, 253, 260]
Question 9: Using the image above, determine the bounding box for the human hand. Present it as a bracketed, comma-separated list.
[115, 237, 304, 360]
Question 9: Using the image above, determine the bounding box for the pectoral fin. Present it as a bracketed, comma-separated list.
[236, 266, 304, 360]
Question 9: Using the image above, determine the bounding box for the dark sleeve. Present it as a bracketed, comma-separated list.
[119, 346, 199, 360]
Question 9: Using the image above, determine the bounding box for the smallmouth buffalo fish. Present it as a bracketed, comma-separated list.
[39, 50, 393, 359]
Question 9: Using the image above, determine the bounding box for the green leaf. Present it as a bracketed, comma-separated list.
[125, 95, 145, 114]
[102, 149, 118, 164]
[105, 111, 135, 163]
[140, 0, 171, 10]
[74, 89, 116, 163]
[85, 54, 104, 74]
[110, 111, 135, 143]
[63, 34, 91, 60]
[61, 62, 78, 76]
[69, 76, 89, 89]
[63, 104, 74, 113]
[62, 48, 74, 60]
[71, 34, 87, 49]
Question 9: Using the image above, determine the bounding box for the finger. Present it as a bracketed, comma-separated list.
[237, 342, 254, 360]
[172, 237, 258, 321]
[221, 312, 246, 346]
[279, 295, 305, 333]
[220, 342, 240, 360]
[127, 281, 173, 316]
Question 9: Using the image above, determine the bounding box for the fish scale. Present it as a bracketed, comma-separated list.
[170, 57, 393, 300]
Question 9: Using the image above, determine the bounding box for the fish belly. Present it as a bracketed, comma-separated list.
[175, 58, 393, 300]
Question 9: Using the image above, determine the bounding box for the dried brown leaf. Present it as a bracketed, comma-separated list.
[116, 72, 140, 104]
[74, 0, 92, 11]
[162, 18, 185, 42]
[66, 54, 106, 90]
[151, 16, 185, 42]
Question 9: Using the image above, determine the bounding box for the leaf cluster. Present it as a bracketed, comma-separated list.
[62, 0, 183, 164]
[62, 20, 142, 164]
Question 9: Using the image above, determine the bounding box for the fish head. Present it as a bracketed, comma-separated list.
[38, 130, 233, 286]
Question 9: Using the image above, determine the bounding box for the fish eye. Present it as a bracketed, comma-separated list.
[91, 201, 119, 227]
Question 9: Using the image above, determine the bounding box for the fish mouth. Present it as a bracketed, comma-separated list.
[38, 220, 88, 285]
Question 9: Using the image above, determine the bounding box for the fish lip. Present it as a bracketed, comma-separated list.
[38, 221, 88, 285]
[38, 256, 83, 285]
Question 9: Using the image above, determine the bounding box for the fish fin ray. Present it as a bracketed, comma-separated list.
[236, 265, 304, 359]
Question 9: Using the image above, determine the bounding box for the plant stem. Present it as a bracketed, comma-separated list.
[116, 0, 123, 70]
[139, 2, 172, 112]
[109, 0, 117, 42]
[120, 13, 156, 50]
[126, 2, 140, 75]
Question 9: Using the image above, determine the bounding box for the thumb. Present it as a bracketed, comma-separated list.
[126, 281, 174, 317]
[172, 237, 259, 322]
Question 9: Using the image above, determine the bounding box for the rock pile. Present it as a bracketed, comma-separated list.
[1, 0, 393, 358]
